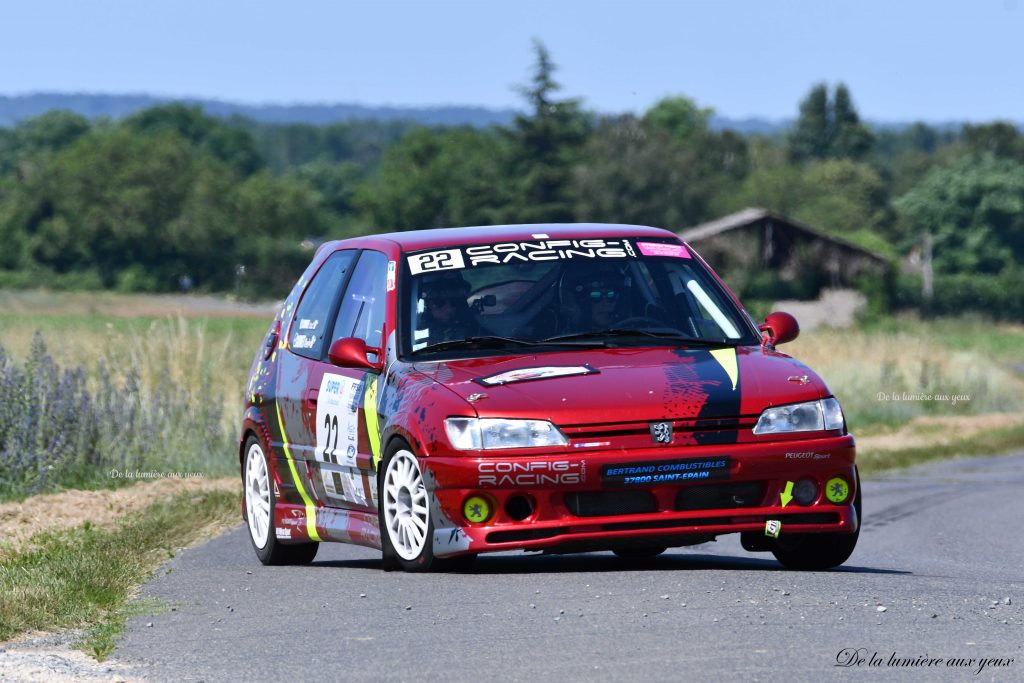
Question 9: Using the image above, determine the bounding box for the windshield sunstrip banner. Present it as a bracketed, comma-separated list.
[406, 238, 662, 274]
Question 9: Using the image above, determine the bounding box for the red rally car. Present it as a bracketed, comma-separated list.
[240, 224, 860, 572]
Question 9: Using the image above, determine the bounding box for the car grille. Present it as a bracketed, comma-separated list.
[564, 490, 657, 517]
[560, 416, 757, 441]
[674, 481, 766, 511]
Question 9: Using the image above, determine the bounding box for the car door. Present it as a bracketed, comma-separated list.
[274, 249, 357, 509]
[305, 249, 390, 513]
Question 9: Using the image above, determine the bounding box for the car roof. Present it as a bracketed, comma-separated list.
[329, 223, 679, 253]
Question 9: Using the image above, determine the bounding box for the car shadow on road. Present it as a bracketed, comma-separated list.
[311, 552, 909, 576]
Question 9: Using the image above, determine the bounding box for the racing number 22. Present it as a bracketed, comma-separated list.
[323, 414, 340, 463]
[408, 249, 465, 274]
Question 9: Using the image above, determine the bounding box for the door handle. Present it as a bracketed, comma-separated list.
[304, 388, 319, 407]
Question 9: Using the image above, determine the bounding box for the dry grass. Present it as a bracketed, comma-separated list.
[0, 477, 239, 556]
[0, 289, 276, 319]
[1, 294, 271, 447]
[856, 412, 1024, 452]
[785, 322, 1024, 432]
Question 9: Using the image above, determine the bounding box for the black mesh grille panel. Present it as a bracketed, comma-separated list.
[564, 490, 658, 517]
[674, 481, 766, 511]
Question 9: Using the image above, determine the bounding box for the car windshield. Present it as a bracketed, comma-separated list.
[400, 237, 759, 358]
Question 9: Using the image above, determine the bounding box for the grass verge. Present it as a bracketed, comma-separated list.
[857, 421, 1024, 476]
[0, 487, 239, 659]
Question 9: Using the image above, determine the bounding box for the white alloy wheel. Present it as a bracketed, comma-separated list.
[245, 441, 272, 550]
[382, 449, 430, 561]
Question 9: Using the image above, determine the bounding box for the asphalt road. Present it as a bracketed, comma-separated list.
[115, 452, 1024, 682]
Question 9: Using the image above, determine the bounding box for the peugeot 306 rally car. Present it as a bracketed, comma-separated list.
[240, 223, 860, 572]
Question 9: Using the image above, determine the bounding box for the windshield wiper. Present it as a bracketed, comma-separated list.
[416, 334, 610, 354]
[415, 335, 542, 354]
[542, 329, 739, 346]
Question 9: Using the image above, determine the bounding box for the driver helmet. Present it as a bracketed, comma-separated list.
[569, 267, 628, 306]
[419, 270, 470, 306]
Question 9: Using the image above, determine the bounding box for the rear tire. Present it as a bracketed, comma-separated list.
[244, 436, 319, 566]
[378, 440, 438, 572]
[771, 469, 861, 571]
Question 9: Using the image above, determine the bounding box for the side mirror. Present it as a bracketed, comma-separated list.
[759, 311, 799, 347]
[327, 337, 383, 372]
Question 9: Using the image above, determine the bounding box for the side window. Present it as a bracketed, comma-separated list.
[332, 250, 389, 349]
[290, 250, 356, 359]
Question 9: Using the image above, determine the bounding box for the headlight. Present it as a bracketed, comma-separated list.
[753, 398, 845, 435]
[445, 417, 568, 450]
[820, 397, 845, 431]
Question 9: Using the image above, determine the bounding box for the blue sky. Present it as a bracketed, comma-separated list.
[2, 0, 1022, 121]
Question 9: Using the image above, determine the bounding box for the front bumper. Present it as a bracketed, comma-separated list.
[423, 435, 858, 557]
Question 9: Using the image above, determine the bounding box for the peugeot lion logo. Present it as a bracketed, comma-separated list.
[650, 421, 673, 444]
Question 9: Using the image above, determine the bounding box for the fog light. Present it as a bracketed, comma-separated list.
[793, 478, 818, 506]
[463, 495, 492, 523]
[825, 477, 850, 504]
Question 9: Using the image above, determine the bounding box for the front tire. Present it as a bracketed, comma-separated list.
[771, 470, 862, 571]
[379, 441, 437, 572]
[244, 436, 318, 566]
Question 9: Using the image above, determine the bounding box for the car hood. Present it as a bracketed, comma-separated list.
[412, 346, 828, 425]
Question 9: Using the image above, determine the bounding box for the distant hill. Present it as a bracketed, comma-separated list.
[708, 114, 789, 135]
[0, 93, 519, 128]
[0, 93, 997, 134]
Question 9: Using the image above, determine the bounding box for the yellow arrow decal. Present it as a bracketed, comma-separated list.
[709, 348, 738, 391]
[780, 481, 794, 507]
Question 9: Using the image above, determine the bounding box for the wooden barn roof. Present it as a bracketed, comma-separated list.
[679, 207, 889, 264]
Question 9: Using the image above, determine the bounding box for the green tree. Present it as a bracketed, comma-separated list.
[230, 170, 342, 295]
[571, 115, 748, 229]
[0, 112, 338, 294]
[643, 96, 713, 144]
[500, 40, 590, 223]
[962, 122, 1024, 161]
[0, 111, 91, 173]
[895, 155, 1024, 274]
[874, 123, 959, 196]
[1, 127, 197, 288]
[788, 83, 874, 162]
[788, 84, 831, 162]
[572, 116, 686, 227]
[723, 138, 804, 215]
[126, 104, 265, 175]
[290, 161, 365, 219]
[248, 120, 410, 172]
[126, 104, 215, 146]
[797, 159, 892, 236]
[832, 84, 875, 159]
[356, 126, 509, 230]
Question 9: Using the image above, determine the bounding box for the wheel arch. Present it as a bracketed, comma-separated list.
[381, 425, 423, 461]
[240, 406, 274, 475]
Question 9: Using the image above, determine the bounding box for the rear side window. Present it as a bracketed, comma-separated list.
[290, 250, 356, 359]
[332, 250, 389, 349]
